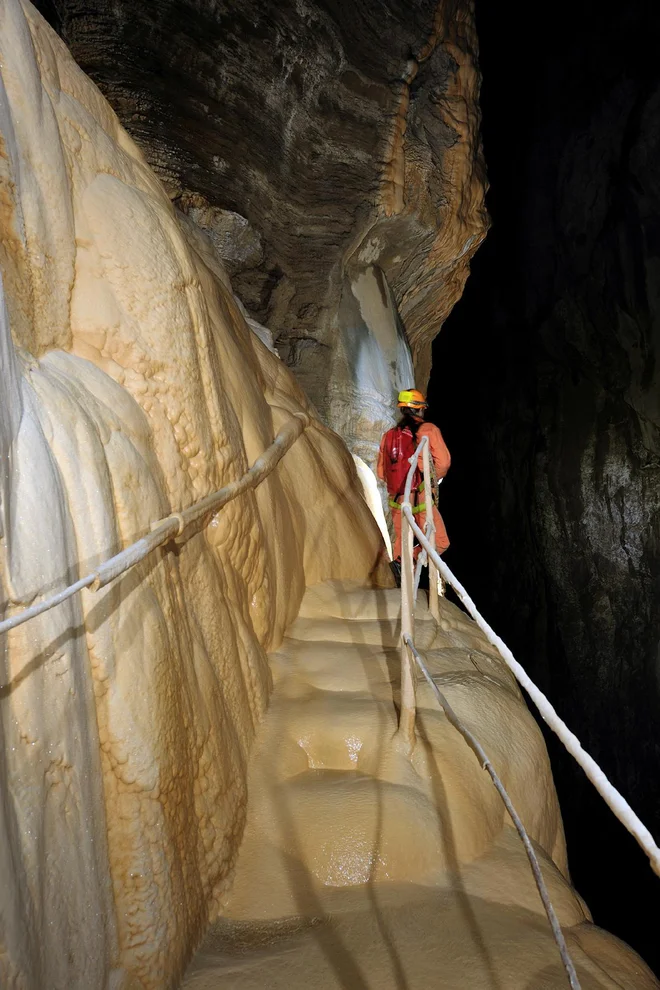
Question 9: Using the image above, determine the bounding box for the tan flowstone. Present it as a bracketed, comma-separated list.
[183, 582, 658, 990]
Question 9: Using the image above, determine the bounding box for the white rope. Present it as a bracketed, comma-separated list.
[7, 407, 658, 884]
[402, 435, 440, 614]
[402, 504, 660, 879]
[0, 574, 96, 635]
[0, 414, 309, 637]
[398, 433, 441, 749]
[404, 634, 581, 990]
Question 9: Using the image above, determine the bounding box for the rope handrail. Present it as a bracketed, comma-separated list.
[398, 437, 582, 984]
[404, 633, 581, 990]
[400, 501, 660, 879]
[397, 436, 429, 749]
[0, 413, 309, 637]
[398, 434, 442, 750]
[399, 429, 659, 984]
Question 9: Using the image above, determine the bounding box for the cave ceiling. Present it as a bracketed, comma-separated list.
[36, 0, 488, 408]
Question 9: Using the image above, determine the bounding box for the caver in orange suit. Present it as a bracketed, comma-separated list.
[377, 421, 451, 561]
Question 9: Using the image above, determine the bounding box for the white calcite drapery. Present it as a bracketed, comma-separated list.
[0, 3, 387, 987]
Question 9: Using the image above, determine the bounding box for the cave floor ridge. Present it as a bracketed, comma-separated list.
[181, 580, 658, 990]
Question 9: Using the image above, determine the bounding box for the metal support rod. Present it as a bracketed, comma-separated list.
[422, 436, 439, 620]
[397, 435, 429, 752]
[399, 501, 416, 752]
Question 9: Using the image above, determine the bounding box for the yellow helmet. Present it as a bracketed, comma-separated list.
[397, 388, 427, 410]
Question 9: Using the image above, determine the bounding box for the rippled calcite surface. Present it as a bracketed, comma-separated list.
[184, 582, 659, 990]
[0, 4, 388, 988]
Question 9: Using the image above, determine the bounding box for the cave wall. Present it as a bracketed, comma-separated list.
[428, 0, 660, 970]
[33, 0, 488, 465]
[0, 3, 389, 987]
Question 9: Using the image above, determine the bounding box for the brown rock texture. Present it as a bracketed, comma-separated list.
[34, 0, 488, 458]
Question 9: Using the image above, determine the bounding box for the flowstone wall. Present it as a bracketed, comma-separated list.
[0, 3, 388, 987]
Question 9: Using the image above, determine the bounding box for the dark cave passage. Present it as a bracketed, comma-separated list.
[427, 0, 660, 973]
[25, 0, 660, 978]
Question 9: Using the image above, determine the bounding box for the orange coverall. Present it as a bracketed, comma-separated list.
[376, 421, 451, 561]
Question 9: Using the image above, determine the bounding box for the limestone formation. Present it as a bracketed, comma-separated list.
[1, 3, 658, 990]
[33, 0, 489, 468]
[183, 583, 659, 989]
[0, 3, 387, 987]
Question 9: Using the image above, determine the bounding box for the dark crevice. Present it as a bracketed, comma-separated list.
[428, 0, 660, 975]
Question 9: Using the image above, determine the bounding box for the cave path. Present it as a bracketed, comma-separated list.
[181, 581, 653, 990]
